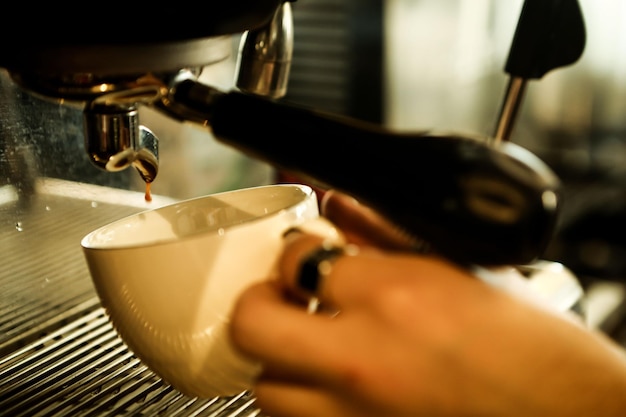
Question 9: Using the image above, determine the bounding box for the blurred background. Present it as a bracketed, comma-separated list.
[384, 0, 626, 294]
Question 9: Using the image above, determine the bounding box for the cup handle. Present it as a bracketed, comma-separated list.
[292, 216, 346, 247]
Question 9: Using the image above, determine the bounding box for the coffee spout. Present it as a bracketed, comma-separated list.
[83, 98, 159, 183]
[133, 127, 159, 183]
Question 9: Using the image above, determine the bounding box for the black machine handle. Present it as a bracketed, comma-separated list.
[167, 0, 588, 266]
[495, 0, 586, 141]
[203, 91, 560, 266]
[505, 0, 586, 79]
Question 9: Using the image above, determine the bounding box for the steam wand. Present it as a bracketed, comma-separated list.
[493, 0, 586, 143]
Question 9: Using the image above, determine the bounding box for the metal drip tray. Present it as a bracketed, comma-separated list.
[0, 179, 262, 416]
[0, 304, 260, 417]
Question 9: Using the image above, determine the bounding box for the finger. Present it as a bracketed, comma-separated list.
[230, 280, 356, 385]
[320, 189, 421, 251]
[253, 380, 363, 417]
[279, 231, 434, 309]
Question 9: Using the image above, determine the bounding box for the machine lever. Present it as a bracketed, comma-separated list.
[494, 0, 586, 143]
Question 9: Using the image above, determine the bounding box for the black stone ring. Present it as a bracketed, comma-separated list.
[297, 245, 345, 296]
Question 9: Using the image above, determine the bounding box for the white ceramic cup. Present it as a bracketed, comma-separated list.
[81, 184, 342, 398]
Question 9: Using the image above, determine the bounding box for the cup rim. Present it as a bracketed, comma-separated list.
[81, 183, 315, 251]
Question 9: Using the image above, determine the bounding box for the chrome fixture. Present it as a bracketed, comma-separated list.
[236, 1, 294, 98]
[6, 2, 295, 187]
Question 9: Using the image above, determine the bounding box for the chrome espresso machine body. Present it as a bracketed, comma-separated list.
[0, 1, 624, 415]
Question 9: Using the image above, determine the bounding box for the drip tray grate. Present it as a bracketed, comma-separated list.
[0, 302, 261, 417]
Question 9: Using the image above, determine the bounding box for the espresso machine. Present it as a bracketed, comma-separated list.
[0, 1, 623, 415]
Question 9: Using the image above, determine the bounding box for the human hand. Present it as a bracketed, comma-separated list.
[230, 191, 626, 417]
[318, 189, 421, 251]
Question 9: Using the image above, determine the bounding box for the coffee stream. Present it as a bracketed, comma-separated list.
[134, 163, 155, 203]
[144, 182, 152, 202]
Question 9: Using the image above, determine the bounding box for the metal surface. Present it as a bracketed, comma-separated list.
[0, 179, 262, 417]
[5, 37, 233, 78]
[0, 306, 261, 417]
[0, 180, 147, 354]
[0, 1, 285, 74]
[236, 2, 294, 98]
[493, 77, 527, 143]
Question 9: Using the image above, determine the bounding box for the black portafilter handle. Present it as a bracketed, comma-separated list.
[173, 85, 561, 266]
